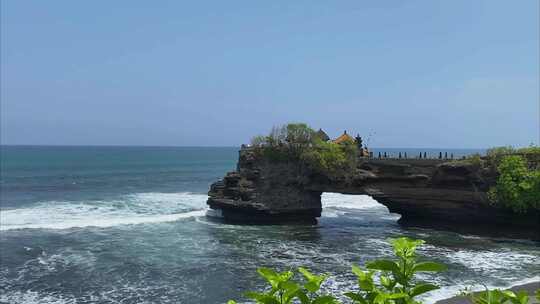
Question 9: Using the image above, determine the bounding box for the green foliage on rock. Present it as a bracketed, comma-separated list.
[486, 145, 540, 169]
[462, 153, 484, 167]
[488, 155, 540, 213]
[301, 138, 357, 177]
[250, 123, 358, 177]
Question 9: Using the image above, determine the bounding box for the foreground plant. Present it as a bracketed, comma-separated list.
[227, 237, 540, 304]
[345, 237, 447, 304]
[466, 287, 540, 304]
[227, 266, 337, 304]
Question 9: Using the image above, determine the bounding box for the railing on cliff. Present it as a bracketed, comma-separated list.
[240, 144, 471, 162]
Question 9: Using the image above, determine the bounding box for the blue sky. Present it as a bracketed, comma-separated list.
[1, 1, 538, 148]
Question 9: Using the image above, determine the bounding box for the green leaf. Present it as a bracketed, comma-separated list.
[281, 281, 301, 303]
[366, 260, 400, 273]
[312, 295, 338, 304]
[471, 289, 506, 304]
[244, 291, 281, 304]
[227, 301, 237, 304]
[410, 283, 440, 297]
[373, 293, 387, 304]
[380, 275, 395, 291]
[298, 267, 327, 292]
[351, 265, 375, 291]
[257, 268, 279, 288]
[503, 290, 529, 304]
[257, 267, 293, 291]
[390, 237, 424, 259]
[298, 267, 316, 281]
[257, 267, 278, 279]
[386, 293, 408, 299]
[352, 264, 365, 277]
[535, 289, 540, 301]
[296, 291, 310, 304]
[345, 292, 367, 304]
[412, 262, 447, 273]
[305, 281, 320, 293]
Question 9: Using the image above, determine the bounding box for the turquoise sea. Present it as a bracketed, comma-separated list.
[1, 146, 539, 304]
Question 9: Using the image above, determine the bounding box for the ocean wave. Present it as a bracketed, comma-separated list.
[321, 193, 395, 220]
[444, 249, 540, 273]
[0, 192, 208, 231]
[321, 193, 387, 210]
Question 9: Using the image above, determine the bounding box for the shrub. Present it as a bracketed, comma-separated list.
[252, 123, 358, 177]
[517, 146, 540, 155]
[485, 145, 540, 169]
[488, 155, 540, 213]
[301, 138, 356, 177]
[251, 135, 268, 146]
[285, 123, 315, 146]
[467, 153, 484, 167]
[466, 287, 540, 304]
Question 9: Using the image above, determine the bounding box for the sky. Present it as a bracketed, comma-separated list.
[1, 1, 538, 148]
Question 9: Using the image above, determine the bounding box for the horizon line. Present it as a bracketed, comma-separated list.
[0, 144, 490, 150]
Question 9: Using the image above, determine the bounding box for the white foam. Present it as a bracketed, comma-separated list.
[321, 193, 386, 210]
[0, 290, 76, 304]
[416, 244, 540, 303]
[321, 192, 391, 218]
[0, 192, 208, 231]
[445, 249, 539, 273]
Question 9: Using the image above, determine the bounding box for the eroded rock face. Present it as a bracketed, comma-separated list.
[207, 148, 540, 237]
[208, 150, 322, 223]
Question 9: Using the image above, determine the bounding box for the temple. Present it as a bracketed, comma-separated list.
[315, 128, 330, 142]
[332, 130, 355, 144]
[321, 129, 370, 157]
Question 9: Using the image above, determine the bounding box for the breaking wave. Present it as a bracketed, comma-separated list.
[0, 192, 208, 231]
[321, 192, 398, 221]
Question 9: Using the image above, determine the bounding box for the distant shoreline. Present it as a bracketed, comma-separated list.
[435, 281, 540, 304]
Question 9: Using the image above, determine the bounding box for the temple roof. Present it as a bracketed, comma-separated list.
[333, 130, 355, 144]
[315, 128, 330, 141]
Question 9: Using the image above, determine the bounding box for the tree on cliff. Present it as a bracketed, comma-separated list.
[250, 123, 358, 178]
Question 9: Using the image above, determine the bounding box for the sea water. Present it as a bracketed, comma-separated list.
[0, 146, 538, 304]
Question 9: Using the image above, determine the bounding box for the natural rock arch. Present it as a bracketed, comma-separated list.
[207, 148, 539, 238]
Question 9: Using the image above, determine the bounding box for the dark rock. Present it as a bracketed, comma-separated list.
[207, 148, 540, 239]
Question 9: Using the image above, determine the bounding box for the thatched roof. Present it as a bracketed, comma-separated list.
[315, 128, 330, 141]
[333, 130, 354, 144]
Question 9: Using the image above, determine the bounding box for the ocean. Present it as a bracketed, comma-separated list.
[0, 146, 538, 304]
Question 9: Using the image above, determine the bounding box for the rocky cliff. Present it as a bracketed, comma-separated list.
[207, 148, 540, 238]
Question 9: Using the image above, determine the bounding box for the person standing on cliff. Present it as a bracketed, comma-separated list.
[355, 134, 364, 156]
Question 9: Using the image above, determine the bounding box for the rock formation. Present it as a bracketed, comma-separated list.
[207, 148, 540, 239]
